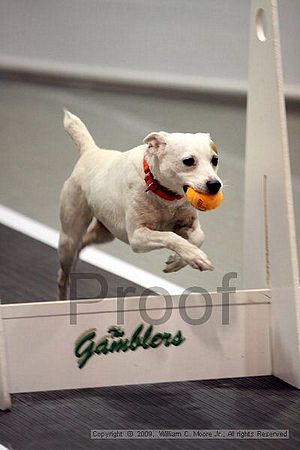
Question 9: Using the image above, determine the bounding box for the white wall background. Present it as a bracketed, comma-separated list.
[0, 0, 299, 93]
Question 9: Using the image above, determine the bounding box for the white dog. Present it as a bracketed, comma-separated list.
[58, 110, 223, 300]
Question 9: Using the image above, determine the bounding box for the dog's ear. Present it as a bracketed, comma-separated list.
[143, 132, 168, 153]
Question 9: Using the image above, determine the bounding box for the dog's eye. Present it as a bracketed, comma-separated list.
[183, 157, 195, 167]
[211, 155, 218, 167]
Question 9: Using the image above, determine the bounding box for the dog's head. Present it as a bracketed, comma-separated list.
[143, 131, 223, 196]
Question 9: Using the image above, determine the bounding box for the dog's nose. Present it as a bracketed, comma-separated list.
[206, 179, 221, 194]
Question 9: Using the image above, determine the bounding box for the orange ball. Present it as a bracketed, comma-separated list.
[185, 187, 223, 211]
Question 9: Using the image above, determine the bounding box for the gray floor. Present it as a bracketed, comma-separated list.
[0, 224, 150, 303]
[0, 78, 300, 296]
[1, 376, 299, 450]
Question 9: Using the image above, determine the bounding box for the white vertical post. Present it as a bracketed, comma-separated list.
[0, 305, 11, 410]
[244, 0, 300, 387]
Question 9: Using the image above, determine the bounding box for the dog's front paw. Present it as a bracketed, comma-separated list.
[163, 254, 187, 273]
[181, 248, 214, 272]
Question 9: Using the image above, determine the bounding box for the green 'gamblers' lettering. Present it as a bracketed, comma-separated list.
[74, 324, 185, 368]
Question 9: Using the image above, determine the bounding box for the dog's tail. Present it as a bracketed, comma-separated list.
[63, 109, 95, 155]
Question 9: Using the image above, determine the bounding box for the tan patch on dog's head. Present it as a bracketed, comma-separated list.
[210, 142, 218, 155]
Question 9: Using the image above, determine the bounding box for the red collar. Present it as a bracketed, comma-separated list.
[143, 158, 183, 201]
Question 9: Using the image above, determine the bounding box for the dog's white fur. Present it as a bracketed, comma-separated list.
[57, 110, 223, 299]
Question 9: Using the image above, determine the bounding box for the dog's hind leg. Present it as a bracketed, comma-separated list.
[80, 218, 114, 250]
[69, 218, 115, 278]
[57, 179, 92, 300]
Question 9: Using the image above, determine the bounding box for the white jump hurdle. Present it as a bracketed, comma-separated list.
[1, 0, 300, 411]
